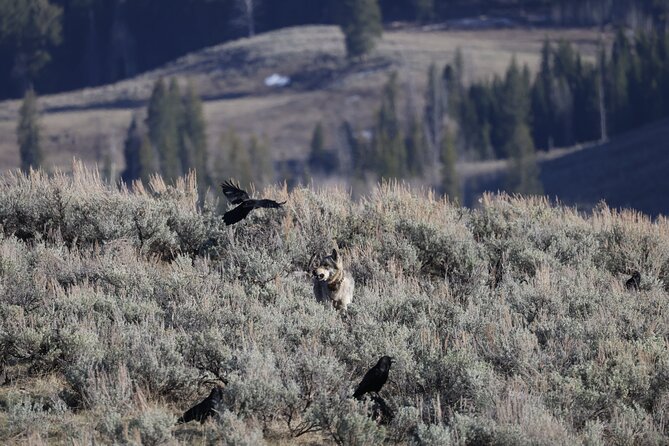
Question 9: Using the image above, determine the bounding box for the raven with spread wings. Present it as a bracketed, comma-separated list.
[220, 180, 286, 225]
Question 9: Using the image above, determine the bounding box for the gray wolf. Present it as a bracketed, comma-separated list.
[310, 248, 354, 310]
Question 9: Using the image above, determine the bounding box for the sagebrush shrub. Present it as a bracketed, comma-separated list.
[1, 168, 669, 444]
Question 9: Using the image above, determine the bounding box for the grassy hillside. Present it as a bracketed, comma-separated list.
[462, 117, 669, 217]
[0, 25, 607, 172]
[1, 164, 669, 444]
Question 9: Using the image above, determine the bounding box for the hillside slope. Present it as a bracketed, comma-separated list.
[0, 25, 606, 172]
[1, 167, 668, 443]
[462, 117, 669, 217]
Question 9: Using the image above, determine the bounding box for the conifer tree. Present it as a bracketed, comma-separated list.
[181, 81, 209, 191]
[341, 120, 366, 177]
[446, 47, 465, 108]
[373, 72, 407, 178]
[122, 113, 155, 184]
[505, 122, 542, 195]
[0, 0, 63, 91]
[248, 134, 273, 188]
[17, 88, 42, 172]
[551, 75, 574, 147]
[146, 78, 181, 181]
[425, 63, 445, 154]
[101, 137, 118, 183]
[608, 29, 631, 133]
[405, 112, 427, 177]
[308, 121, 326, 172]
[219, 129, 252, 189]
[168, 78, 186, 170]
[494, 57, 531, 157]
[459, 83, 494, 160]
[440, 128, 460, 201]
[597, 43, 608, 143]
[339, 0, 383, 60]
[121, 120, 140, 183]
[531, 39, 556, 149]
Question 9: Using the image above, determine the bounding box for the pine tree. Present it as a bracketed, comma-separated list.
[17, 88, 42, 172]
[308, 121, 326, 172]
[146, 78, 181, 181]
[341, 120, 367, 177]
[121, 113, 155, 184]
[168, 78, 186, 171]
[101, 137, 118, 183]
[597, 43, 608, 143]
[552, 75, 574, 147]
[373, 72, 407, 178]
[405, 112, 427, 177]
[505, 122, 542, 196]
[531, 39, 556, 150]
[493, 57, 532, 157]
[0, 0, 63, 91]
[218, 129, 252, 189]
[339, 0, 383, 60]
[248, 134, 274, 188]
[425, 63, 445, 154]
[608, 29, 631, 133]
[460, 83, 494, 160]
[181, 81, 209, 192]
[440, 128, 460, 201]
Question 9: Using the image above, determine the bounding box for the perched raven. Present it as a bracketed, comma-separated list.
[353, 356, 394, 399]
[177, 386, 223, 424]
[626, 271, 641, 291]
[220, 180, 286, 225]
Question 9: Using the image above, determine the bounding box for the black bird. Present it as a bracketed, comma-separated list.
[626, 271, 641, 291]
[177, 386, 223, 424]
[353, 356, 394, 399]
[220, 180, 286, 226]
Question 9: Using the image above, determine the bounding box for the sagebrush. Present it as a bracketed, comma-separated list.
[1, 163, 669, 445]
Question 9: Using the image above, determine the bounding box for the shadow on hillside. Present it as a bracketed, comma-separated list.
[463, 117, 669, 217]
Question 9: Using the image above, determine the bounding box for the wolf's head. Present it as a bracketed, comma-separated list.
[311, 248, 343, 283]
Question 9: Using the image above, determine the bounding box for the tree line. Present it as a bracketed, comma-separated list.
[307, 27, 669, 199]
[14, 27, 669, 201]
[456, 28, 669, 158]
[121, 78, 273, 195]
[1, 0, 667, 100]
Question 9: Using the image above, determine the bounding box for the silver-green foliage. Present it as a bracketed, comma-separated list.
[1, 168, 669, 443]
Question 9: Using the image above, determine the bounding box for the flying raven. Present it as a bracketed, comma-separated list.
[177, 386, 223, 424]
[353, 356, 394, 399]
[220, 180, 286, 225]
[626, 271, 641, 291]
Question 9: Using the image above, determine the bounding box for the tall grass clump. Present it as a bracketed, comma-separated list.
[1, 164, 669, 444]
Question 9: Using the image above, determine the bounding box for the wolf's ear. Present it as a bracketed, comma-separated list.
[331, 248, 338, 261]
[307, 253, 318, 271]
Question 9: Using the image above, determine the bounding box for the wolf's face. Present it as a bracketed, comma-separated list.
[312, 249, 341, 283]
